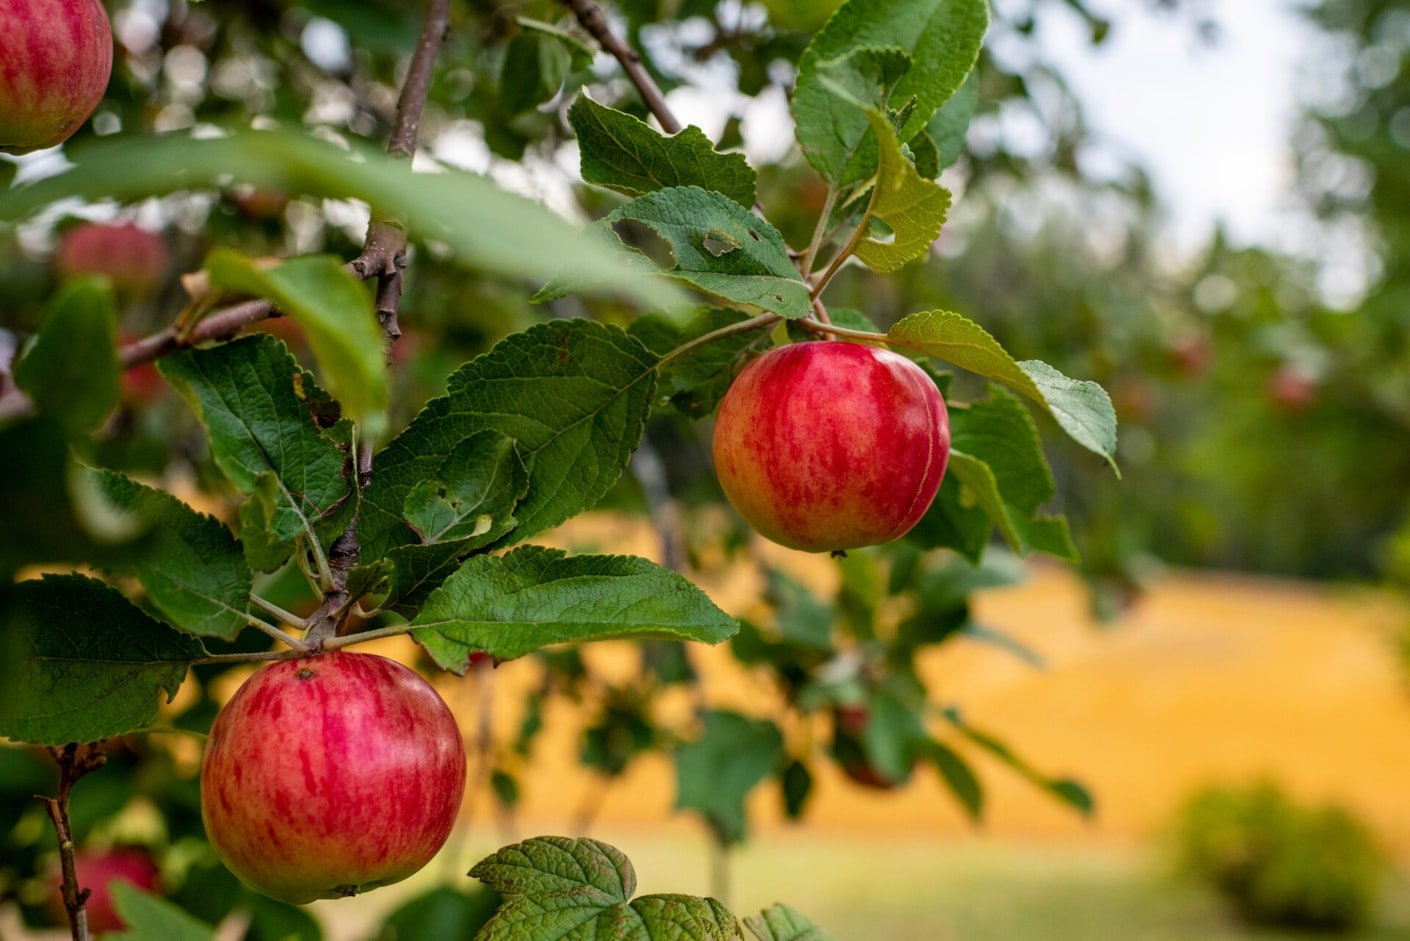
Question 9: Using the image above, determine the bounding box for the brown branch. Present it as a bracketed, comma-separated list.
[556, 0, 683, 135]
[39, 743, 109, 941]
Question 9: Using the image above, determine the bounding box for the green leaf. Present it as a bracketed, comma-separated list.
[745, 904, 836, 941]
[403, 431, 527, 546]
[675, 711, 784, 844]
[514, 17, 595, 70]
[109, 884, 215, 941]
[89, 470, 252, 639]
[944, 708, 1095, 817]
[360, 319, 657, 559]
[852, 110, 951, 272]
[470, 837, 741, 941]
[943, 388, 1077, 561]
[501, 31, 569, 115]
[861, 688, 927, 782]
[629, 308, 772, 418]
[159, 336, 353, 572]
[0, 130, 680, 310]
[205, 249, 388, 440]
[539, 187, 811, 319]
[887, 310, 1119, 467]
[373, 885, 500, 941]
[570, 95, 757, 207]
[13, 279, 119, 433]
[923, 739, 983, 820]
[0, 575, 204, 745]
[244, 895, 323, 941]
[792, 0, 988, 184]
[411, 547, 738, 670]
[925, 70, 978, 172]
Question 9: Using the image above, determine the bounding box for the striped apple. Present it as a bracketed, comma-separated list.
[0, 0, 113, 154]
[200, 651, 466, 904]
[712, 340, 950, 552]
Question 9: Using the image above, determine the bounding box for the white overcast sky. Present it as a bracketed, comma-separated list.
[1038, 0, 1319, 256]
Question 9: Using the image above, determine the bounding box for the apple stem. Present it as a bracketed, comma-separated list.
[249, 595, 310, 633]
[38, 743, 108, 941]
[656, 313, 778, 371]
[799, 187, 839, 278]
[795, 318, 887, 345]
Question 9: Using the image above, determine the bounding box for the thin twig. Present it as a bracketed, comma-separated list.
[793, 317, 887, 343]
[557, 0, 682, 134]
[656, 313, 778, 370]
[39, 743, 109, 941]
[248, 595, 309, 632]
[244, 614, 310, 652]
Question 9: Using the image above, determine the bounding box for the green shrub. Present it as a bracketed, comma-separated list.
[1172, 780, 1386, 932]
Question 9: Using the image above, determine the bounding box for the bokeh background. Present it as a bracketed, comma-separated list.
[2, 0, 1409, 937]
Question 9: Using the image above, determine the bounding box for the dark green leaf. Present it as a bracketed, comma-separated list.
[159, 336, 353, 572]
[403, 431, 527, 546]
[360, 320, 657, 558]
[0, 575, 203, 745]
[792, 0, 988, 184]
[926, 70, 978, 172]
[629, 308, 771, 418]
[411, 547, 738, 670]
[205, 249, 387, 439]
[501, 31, 568, 115]
[570, 95, 757, 207]
[944, 708, 1095, 816]
[90, 470, 252, 639]
[244, 895, 323, 941]
[923, 739, 983, 820]
[109, 884, 215, 941]
[675, 711, 784, 843]
[0, 131, 680, 309]
[372, 886, 501, 941]
[862, 688, 927, 782]
[780, 759, 813, 820]
[745, 904, 836, 941]
[539, 187, 811, 319]
[13, 279, 119, 433]
[887, 310, 1119, 467]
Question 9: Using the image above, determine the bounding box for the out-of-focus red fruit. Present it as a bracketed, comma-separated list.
[1170, 334, 1212, 378]
[0, 0, 113, 154]
[55, 223, 170, 293]
[712, 341, 950, 552]
[230, 188, 290, 220]
[1268, 365, 1318, 413]
[116, 333, 164, 404]
[49, 847, 160, 935]
[251, 315, 308, 350]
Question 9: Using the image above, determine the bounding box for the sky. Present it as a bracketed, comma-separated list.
[1038, 0, 1318, 256]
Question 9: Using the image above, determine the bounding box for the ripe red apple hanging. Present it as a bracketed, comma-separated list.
[200, 651, 467, 904]
[712, 340, 951, 552]
[0, 0, 113, 154]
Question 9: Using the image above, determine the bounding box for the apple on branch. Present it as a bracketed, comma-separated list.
[712, 340, 951, 553]
[49, 847, 160, 936]
[200, 651, 467, 904]
[0, 0, 113, 154]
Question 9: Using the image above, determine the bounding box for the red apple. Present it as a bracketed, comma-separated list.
[0, 0, 113, 154]
[55, 223, 170, 293]
[1267, 365, 1318, 413]
[712, 341, 950, 552]
[200, 651, 467, 904]
[50, 847, 160, 935]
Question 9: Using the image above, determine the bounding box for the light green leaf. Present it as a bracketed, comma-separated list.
[470, 837, 742, 941]
[887, 310, 1119, 467]
[411, 547, 738, 670]
[675, 711, 784, 844]
[0, 575, 204, 745]
[90, 470, 252, 639]
[13, 279, 119, 434]
[204, 249, 387, 440]
[360, 320, 657, 559]
[0, 130, 680, 309]
[793, 0, 989, 184]
[159, 336, 354, 572]
[745, 904, 837, 941]
[570, 96, 757, 207]
[109, 883, 215, 941]
[853, 110, 951, 272]
[539, 187, 811, 319]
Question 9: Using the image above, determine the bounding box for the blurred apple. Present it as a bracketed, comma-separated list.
[49, 847, 159, 935]
[55, 223, 169, 294]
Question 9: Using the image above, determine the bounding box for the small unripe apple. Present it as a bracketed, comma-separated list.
[712, 341, 950, 552]
[0, 0, 113, 154]
[49, 847, 160, 935]
[56, 223, 170, 293]
[201, 651, 467, 904]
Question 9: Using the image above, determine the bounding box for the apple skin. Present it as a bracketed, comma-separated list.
[56, 223, 170, 293]
[50, 847, 160, 935]
[0, 0, 113, 154]
[712, 341, 950, 552]
[200, 651, 467, 905]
